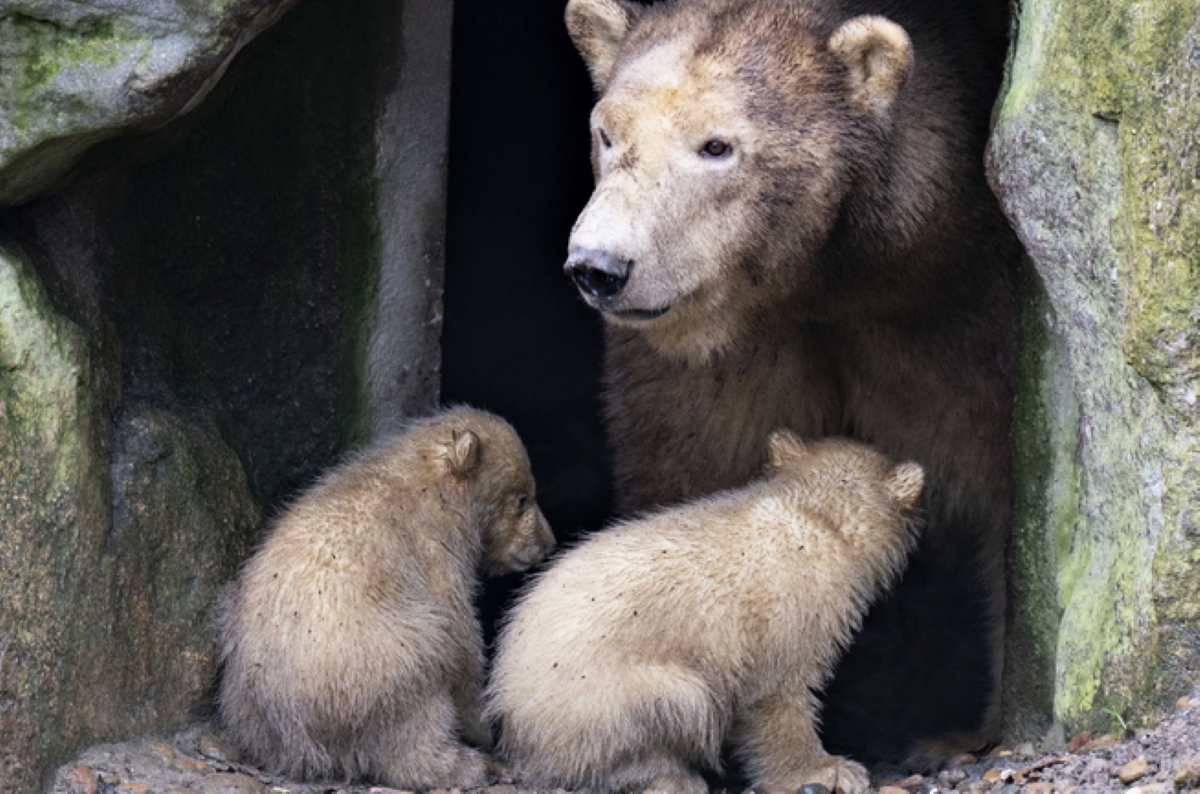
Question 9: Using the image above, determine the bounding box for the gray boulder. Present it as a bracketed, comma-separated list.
[989, 0, 1200, 740]
[0, 0, 297, 206]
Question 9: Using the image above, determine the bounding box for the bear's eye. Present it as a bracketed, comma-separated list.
[515, 494, 529, 511]
[700, 139, 732, 158]
[598, 128, 613, 148]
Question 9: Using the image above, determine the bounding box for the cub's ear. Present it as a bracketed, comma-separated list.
[441, 429, 481, 477]
[886, 461, 925, 508]
[828, 15, 913, 117]
[766, 429, 811, 470]
[566, 0, 640, 91]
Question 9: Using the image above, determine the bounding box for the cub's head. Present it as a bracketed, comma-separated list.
[434, 409, 556, 575]
[564, 0, 912, 360]
[764, 429, 924, 541]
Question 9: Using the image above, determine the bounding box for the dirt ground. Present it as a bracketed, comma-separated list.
[51, 685, 1200, 794]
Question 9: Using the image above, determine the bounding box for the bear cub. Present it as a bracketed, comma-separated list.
[486, 431, 923, 794]
[217, 407, 555, 788]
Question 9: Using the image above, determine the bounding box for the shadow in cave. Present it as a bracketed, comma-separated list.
[441, 0, 616, 640]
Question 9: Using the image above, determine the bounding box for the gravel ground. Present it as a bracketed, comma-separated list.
[52, 685, 1200, 794]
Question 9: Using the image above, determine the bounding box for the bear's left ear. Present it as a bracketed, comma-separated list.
[886, 461, 925, 508]
[828, 15, 913, 118]
[566, 0, 641, 91]
[766, 429, 811, 470]
[442, 429, 481, 477]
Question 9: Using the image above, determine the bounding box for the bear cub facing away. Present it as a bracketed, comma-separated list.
[217, 407, 555, 789]
[486, 432, 924, 794]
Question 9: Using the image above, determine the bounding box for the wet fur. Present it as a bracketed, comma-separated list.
[216, 407, 555, 787]
[566, 0, 1019, 765]
[487, 433, 924, 794]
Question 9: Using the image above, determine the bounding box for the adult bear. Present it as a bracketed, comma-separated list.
[562, 0, 1020, 767]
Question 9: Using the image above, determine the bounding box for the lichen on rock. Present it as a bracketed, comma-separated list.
[0, 0, 299, 206]
[990, 0, 1200, 740]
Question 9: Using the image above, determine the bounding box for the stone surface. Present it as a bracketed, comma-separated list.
[0, 0, 452, 787]
[47, 685, 1200, 792]
[0, 244, 260, 791]
[0, 0, 299, 206]
[989, 0, 1200, 738]
[0, 242, 113, 791]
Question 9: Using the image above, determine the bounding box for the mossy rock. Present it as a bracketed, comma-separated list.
[0, 0, 299, 206]
[990, 0, 1200, 739]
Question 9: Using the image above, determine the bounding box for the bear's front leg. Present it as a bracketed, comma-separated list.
[374, 692, 490, 790]
[733, 686, 870, 794]
[604, 751, 709, 794]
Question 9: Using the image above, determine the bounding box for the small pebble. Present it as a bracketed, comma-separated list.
[1176, 695, 1193, 710]
[149, 741, 177, 763]
[876, 787, 908, 794]
[947, 752, 979, 768]
[1116, 757, 1151, 784]
[1082, 733, 1121, 752]
[203, 772, 270, 794]
[1014, 741, 1036, 757]
[64, 766, 99, 794]
[198, 733, 241, 764]
[1126, 785, 1173, 794]
[174, 755, 209, 773]
[939, 767, 968, 786]
[1174, 754, 1200, 787]
[118, 784, 152, 793]
[1066, 731, 1093, 753]
[1024, 783, 1055, 794]
[982, 769, 1002, 782]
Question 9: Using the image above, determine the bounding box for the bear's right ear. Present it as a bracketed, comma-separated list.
[886, 461, 925, 508]
[828, 15, 913, 118]
[441, 429, 481, 478]
[566, 0, 640, 91]
[766, 429, 811, 470]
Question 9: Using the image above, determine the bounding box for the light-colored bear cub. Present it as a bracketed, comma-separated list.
[217, 407, 555, 789]
[486, 431, 923, 794]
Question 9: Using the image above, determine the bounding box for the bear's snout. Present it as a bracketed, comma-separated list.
[565, 247, 631, 300]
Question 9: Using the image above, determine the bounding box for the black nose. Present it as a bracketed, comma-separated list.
[564, 247, 632, 299]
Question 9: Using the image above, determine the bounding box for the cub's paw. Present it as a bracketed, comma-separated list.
[773, 756, 870, 794]
[449, 746, 492, 788]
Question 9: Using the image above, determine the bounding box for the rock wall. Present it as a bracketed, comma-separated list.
[0, 0, 451, 788]
[990, 0, 1200, 739]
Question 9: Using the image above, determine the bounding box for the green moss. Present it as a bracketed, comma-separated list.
[996, 0, 1200, 739]
[8, 15, 130, 95]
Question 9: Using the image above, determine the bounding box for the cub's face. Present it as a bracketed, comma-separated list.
[478, 443, 556, 576]
[437, 416, 557, 575]
[564, 0, 912, 360]
[480, 478, 555, 576]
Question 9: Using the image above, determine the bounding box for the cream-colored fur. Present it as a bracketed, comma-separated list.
[486, 432, 923, 794]
[217, 407, 555, 788]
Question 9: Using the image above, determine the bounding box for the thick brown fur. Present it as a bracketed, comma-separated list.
[564, 0, 1020, 766]
[486, 433, 924, 794]
[216, 407, 555, 788]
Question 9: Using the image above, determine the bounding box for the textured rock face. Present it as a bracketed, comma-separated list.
[0, 0, 299, 206]
[1, 245, 258, 792]
[0, 0, 451, 788]
[989, 0, 1200, 738]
